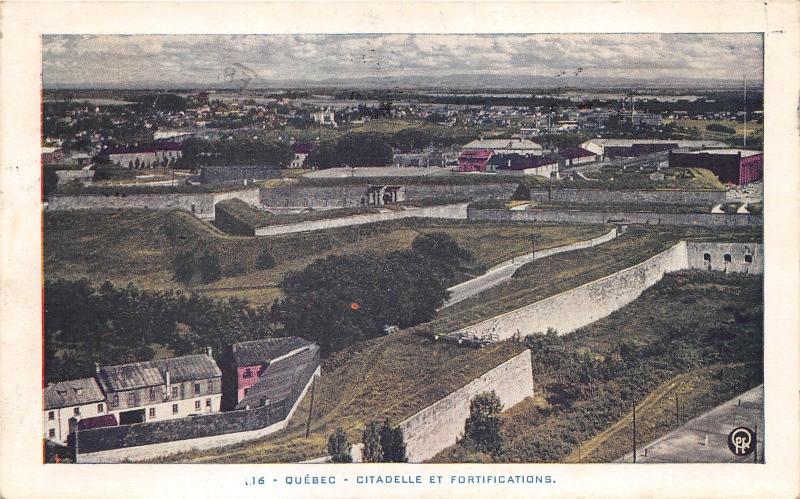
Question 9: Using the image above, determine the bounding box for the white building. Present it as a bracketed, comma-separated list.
[463, 138, 543, 156]
[311, 109, 337, 127]
[44, 378, 107, 444]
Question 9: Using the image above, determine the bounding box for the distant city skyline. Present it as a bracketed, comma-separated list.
[43, 34, 763, 89]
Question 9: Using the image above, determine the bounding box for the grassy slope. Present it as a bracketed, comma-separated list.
[153, 332, 526, 463]
[429, 271, 763, 463]
[44, 209, 607, 306]
[665, 119, 764, 142]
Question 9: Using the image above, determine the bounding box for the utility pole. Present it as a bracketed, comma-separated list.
[305, 375, 317, 438]
[743, 73, 748, 148]
[632, 403, 637, 463]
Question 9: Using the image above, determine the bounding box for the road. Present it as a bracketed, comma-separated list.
[615, 384, 764, 463]
[442, 228, 616, 308]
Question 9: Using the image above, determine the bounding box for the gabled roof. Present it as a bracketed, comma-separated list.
[103, 142, 182, 156]
[558, 147, 596, 160]
[232, 336, 314, 367]
[464, 138, 543, 151]
[97, 353, 221, 393]
[236, 344, 320, 410]
[44, 378, 105, 410]
[458, 149, 493, 160]
[489, 153, 558, 170]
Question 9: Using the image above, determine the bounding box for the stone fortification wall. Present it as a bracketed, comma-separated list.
[398, 350, 533, 463]
[529, 188, 726, 205]
[259, 183, 517, 209]
[44, 188, 260, 221]
[253, 203, 467, 236]
[467, 207, 762, 227]
[686, 242, 764, 274]
[450, 243, 690, 342]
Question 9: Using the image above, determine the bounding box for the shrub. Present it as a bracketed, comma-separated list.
[379, 418, 408, 463]
[463, 391, 504, 456]
[225, 262, 246, 277]
[198, 251, 222, 283]
[511, 183, 531, 201]
[256, 249, 276, 270]
[361, 421, 383, 463]
[172, 250, 196, 283]
[327, 428, 353, 463]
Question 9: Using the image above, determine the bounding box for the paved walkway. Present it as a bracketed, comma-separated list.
[615, 384, 764, 463]
[442, 228, 617, 308]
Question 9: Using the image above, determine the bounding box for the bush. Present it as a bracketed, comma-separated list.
[379, 419, 408, 463]
[706, 123, 736, 135]
[511, 183, 531, 201]
[411, 232, 473, 262]
[256, 249, 276, 270]
[172, 250, 196, 284]
[225, 262, 246, 277]
[327, 428, 353, 463]
[361, 421, 383, 463]
[463, 391, 504, 456]
[198, 251, 222, 283]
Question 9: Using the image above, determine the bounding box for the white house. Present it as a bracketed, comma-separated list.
[463, 138, 543, 156]
[44, 378, 107, 444]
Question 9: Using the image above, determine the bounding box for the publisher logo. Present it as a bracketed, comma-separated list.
[727, 427, 756, 456]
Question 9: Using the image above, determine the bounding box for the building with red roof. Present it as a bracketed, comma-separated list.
[458, 148, 493, 172]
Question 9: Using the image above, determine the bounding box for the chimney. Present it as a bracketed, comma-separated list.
[165, 368, 171, 397]
[206, 346, 213, 358]
[94, 362, 100, 374]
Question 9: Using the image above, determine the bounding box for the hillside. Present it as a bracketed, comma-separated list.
[44, 209, 607, 306]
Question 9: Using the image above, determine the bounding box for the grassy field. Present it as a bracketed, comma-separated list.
[44, 210, 608, 306]
[429, 270, 763, 463]
[152, 332, 527, 463]
[665, 118, 764, 143]
[410, 225, 761, 338]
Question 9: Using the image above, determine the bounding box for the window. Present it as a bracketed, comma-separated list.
[243, 368, 253, 379]
[97, 403, 104, 413]
[195, 400, 201, 411]
[49, 429, 55, 438]
[243, 388, 250, 396]
[171, 386, 178, 398]
[194, 383, 200, 395]
[127, 393, 138, 406]
[149, 387, 157, 401]
[73, 407, 80, 416]
[745, 254, 753, 263]
[205, 399, 211, 407]
[172, 404, 179, 414]
[724, 254, 732, 263]
[703, 253, 711, 262]
[149, 408, 156, 419]
[48, 411, 54, 421]
[207, 380, 214, 393]
[111, 394, 119, 407]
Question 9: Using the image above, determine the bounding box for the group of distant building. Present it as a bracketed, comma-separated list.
[44, 336, 318, 445]
[456, 137, 763, 185]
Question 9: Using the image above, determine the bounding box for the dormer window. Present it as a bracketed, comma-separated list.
[243, 368, 253, 379]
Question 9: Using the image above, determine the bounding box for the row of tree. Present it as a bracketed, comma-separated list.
[178, 137, 293, 168]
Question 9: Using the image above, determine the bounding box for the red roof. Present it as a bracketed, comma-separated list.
[291, 143, 313, 154]
[458, 148, 493, 160]
[76, 414, 118, 431]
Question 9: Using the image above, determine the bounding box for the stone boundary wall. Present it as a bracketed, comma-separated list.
[259, 183, 517, 209]
[397, 350, 533, 463]
[529, 188, 726, 205]
[686, 242, 764, 274]
[45, 188, 261, 221]
[254, 203, 468, 236]
[74, 364, 320, 463]
[467, 207, 762, 227]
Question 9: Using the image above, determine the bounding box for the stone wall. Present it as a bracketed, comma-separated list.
[200, 165, 281, 185]
[259, 183, 517, 209]
[529, 188, 726, 205]
[468, 207, 762, 227]
[686, 242, 764, 274]
[44, 188, 261, 221]
[253, 203, 468, 236]
[74, 363, 320, 463]
[398, 350, 533, 463]
[55, 170, 94, 184]
[450, 243, 690, 341]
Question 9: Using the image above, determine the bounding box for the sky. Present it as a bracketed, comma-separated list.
[42, 33, 764, 88]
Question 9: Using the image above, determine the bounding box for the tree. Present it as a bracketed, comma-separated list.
[256, 248, 276, 269]
[327, 427, 353, 463]
[411, 233, 473, 263]
[198, 251, 222, 283]
[463, 391, 504, 456]
[172, 250, 196, 284]
[511, 183, 531, 201]
[43, 168, 59, 197]
[361, 421, 383, 463]
[379, 418, 408, 463]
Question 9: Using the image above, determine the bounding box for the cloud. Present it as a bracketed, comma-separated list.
[42, 33, 763, 87]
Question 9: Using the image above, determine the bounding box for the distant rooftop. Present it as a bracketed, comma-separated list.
[464, 138, 542, 151]
[583, 138, 728, 149]
[97, 353, 221, 393]
[236, 343, 320, 410]
[679, 149, 762, 158]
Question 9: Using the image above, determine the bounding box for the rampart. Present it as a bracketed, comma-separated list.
[253, 203, 467, 236]
[448, 241, 763, 342]
[44, 188, 260, 220]
[529, 188, 726, 205]
[467, 207, 762, 227]
[398, 349, 533, 463]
